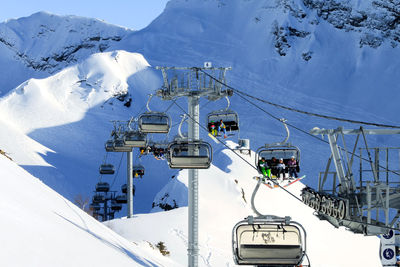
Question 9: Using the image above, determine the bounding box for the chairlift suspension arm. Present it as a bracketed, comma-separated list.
[146, 94, 153, 112]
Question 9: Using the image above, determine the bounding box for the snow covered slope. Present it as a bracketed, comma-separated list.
[106, 143, 381, 267]
[0, 153, 177, 267]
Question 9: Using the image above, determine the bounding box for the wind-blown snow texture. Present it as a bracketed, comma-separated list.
[0, 0, 399, 266]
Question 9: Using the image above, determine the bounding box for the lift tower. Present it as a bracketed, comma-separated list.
[156, 64, 232, 267]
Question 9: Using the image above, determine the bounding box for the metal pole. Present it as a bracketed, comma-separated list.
[127, 150, 133, 218]
[188, 96, 199, 267]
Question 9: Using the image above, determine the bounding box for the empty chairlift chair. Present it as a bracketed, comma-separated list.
[89, 202, 101, 211]
[207, 110, 239, 135]
[167, 140, 212, 169]
[133, 165, 145, 178]
[95, 182, 110, 193]
[232, 217, 306, 266]
[138, 112, 171, 134]
[123, 130, 147, 148]
[99, 164, 115, 175]
[110, 200, 122, 211]
[115, 194, 128, 204]
[92, 194, 105, 203]
[121, 184, 135, 196]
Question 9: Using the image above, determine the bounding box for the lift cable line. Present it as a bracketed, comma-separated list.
[197, 68, 400, 129]
[109, 150, 125, 189]
[198, 69, 400, 178]
[172, 98, 400, 234]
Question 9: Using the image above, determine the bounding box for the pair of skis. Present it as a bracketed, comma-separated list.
[253, 175, 306, 189]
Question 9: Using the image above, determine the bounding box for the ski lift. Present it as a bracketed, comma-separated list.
[138, 95, 171, 133]
[124, 130, 147, 147]
[207, 97, 239, 135]
[115, 194, 128, 204]
[232, 217, 306, 266]
[167, 140, 212, 169]
[99, 164, 115, 175]
[110, 200, 122, 211]
[105, 140, 115, 152]
[255, 119, 300, 177]
[92, 194, 105, 203]
[89, 202, 101, 211]
[232, 177, 307, 266]
[133, 165, 145, 178]
[121, 184, 136, 196]
[139, 112, 171, 134]
[95, 182, 110, 192]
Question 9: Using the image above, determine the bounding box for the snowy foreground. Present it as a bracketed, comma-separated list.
[0, 155, 175, 267]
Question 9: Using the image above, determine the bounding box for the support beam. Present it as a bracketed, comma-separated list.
[127, 150, 133, 218]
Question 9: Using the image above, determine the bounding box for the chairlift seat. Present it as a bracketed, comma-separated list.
[121, 184, 135, 195]
[233, 221, 304, 266]
[124, 131, 147, 147]
[96, 182, 110, 192]
[89, 203, 101, 211]
[133, 165, 145, 178]
[111, 201, 122, 211]
[115, 194, 127, 204]
[207, 110, 239, 132]
[256, 145, 301, 175]
[105, 140, 115, 152]
[99, 164, 115, 175]
[92, 194, 105, 203]
[139, 112, 171, 133]
[167, 140, 212, 169]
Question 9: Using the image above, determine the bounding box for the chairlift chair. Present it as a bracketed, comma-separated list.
[115, 194, 128, 204]
[92, 194, 105, 203]
[123, 130, 147, 147]
[207, 109, 239, 135]
[232, 178, 307, 266]
[95, 182, 110, 193]
[133, 165, 145, 178]
[121, 184, 136, 196]
[110, 200, 122, 211]
[106, 139, 132, 152]
[138, 112, 171, 134]
[105, 140, 115, 152]
[89, 202, 101, 211]
[99, 164, 115, 175]
[232, 217, 306, 266]
[256, 144, 301, 176]
[167, 140, 212, 169]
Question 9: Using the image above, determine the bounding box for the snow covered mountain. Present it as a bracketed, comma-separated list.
[0, 0, 399, 266]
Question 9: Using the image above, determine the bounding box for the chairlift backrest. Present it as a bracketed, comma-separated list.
[233, 219, 305, 266]
[167, 140, 212, 169]
[90, 203, 101, 211]
[111, 200, 122, 211]
[121, 184, 135, 195]
[207, 110, 239, 132]
[256, 145, 300, 170]
[138, 112, 171, 134]
[123, 131, 147, 147]
[115, 194, 128, 204]
[96, 182, 110, 192]
[133, 165, 145, 178]
[99, 164, 115, 175]
[92, 194, 105, 203]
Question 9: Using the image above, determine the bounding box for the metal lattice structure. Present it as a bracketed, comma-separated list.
[155, 65, 232, 267]
[301, 127, 400, 235]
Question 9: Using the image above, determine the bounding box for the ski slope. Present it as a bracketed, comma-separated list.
[0, 153, 177, 267]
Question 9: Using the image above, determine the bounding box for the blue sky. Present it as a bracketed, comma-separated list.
[0, 0, 170, 30]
